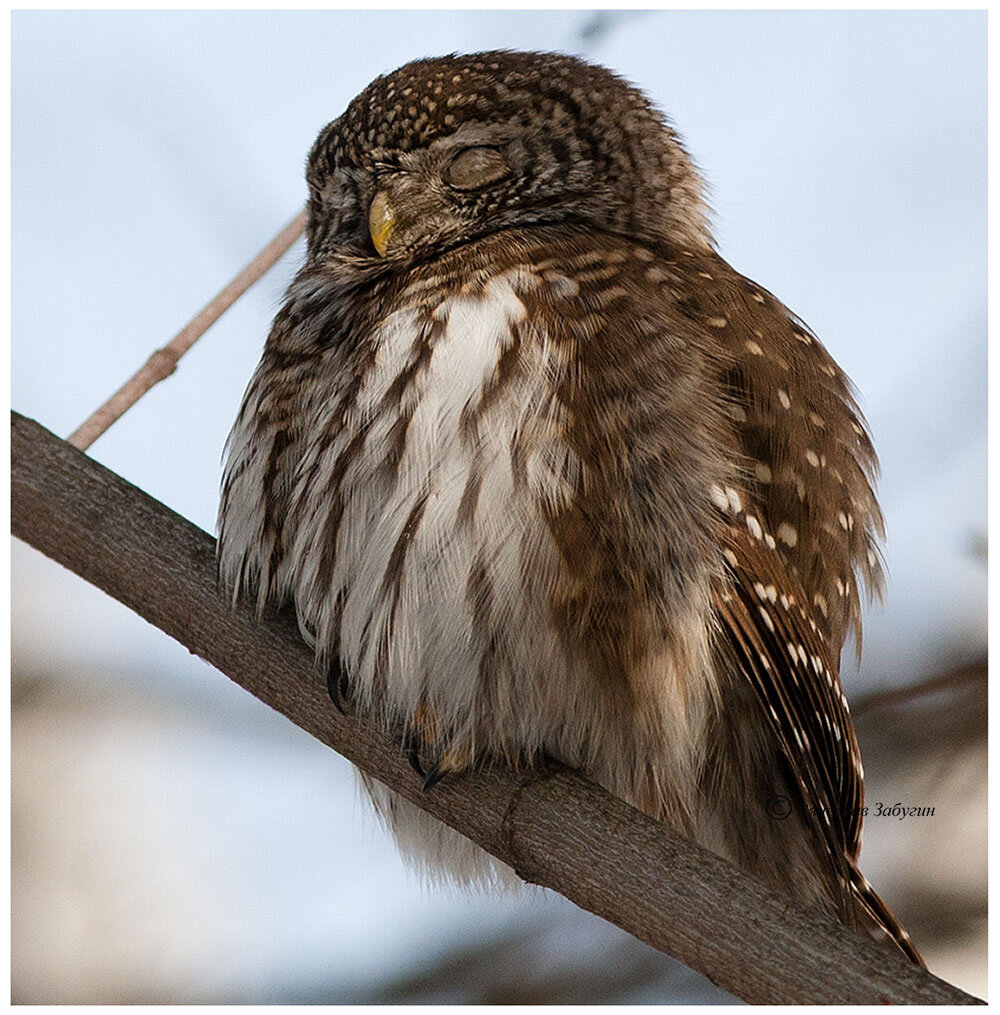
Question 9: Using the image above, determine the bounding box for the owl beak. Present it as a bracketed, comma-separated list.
[368, 191, 396, 257]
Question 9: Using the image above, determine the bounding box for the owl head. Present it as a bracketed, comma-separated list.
[304, 50, 711, 267]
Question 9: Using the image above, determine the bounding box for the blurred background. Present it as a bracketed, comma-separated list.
[11, 10, 986, 1003]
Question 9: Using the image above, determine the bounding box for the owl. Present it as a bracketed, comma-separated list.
[219, 50, 921, 964]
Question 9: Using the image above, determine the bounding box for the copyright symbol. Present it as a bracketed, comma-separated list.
[766, 795, 792, 820]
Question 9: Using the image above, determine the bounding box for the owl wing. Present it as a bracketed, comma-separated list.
[677, 255, 921, 961]
[674, 253, 882, 848]
[658, 253, 887, 914]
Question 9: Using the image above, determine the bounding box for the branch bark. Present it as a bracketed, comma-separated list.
[10, 411, 981, 1005]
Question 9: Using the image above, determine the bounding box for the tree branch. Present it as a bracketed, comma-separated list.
[65, 212, 305, 451]
[10, 411, 981, 1005]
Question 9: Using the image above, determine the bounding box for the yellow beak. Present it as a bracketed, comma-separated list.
[368, 191, 396, 257]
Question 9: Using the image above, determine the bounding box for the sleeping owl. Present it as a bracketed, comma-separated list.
[218, 50, 920, 965]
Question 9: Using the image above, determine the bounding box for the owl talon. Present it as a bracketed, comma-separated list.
[403, 730, 425, 777]
[419, 743, 470, 793]
[421, 762, 446, 793]
[327, 667, 350, 714]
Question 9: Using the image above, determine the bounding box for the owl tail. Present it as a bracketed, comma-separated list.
[849, 865, 925, 967]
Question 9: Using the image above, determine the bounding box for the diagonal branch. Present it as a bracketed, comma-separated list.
[9, 411, 980, 1005]
[66, 212, 305, 451]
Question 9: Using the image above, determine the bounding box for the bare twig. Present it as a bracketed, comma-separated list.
[66, 211, 306, 451]
[10, 412, 981, 1005]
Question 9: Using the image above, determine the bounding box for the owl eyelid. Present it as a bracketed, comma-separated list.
[444, 145, 511, 191]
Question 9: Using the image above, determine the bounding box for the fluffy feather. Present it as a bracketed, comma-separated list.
[219, 50, 920, 965]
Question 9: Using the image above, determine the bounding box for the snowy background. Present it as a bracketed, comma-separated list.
[12, 10, 986, 1002]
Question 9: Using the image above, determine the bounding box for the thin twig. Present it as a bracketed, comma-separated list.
[66, 211, 306, 451]
[10, 412, 981, 1005]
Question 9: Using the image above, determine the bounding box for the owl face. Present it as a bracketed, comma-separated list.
[303, 50, 712, 266]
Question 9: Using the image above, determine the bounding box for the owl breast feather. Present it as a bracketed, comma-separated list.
[221, 236, 728, 839]
[281, 266, 593, 759]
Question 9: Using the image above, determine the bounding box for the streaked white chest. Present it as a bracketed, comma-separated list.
[285, 267, 580, 748]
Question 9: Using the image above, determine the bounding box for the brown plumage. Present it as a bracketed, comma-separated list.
[219, 50, 920, 964]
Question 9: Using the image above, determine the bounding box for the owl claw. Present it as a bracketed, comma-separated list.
[403, 731, 425, 777]
[326, 667, 350, 714]
[407, 703, 470, 790]
[419, 743, 470, 792]
[421, 761, 446, 793]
